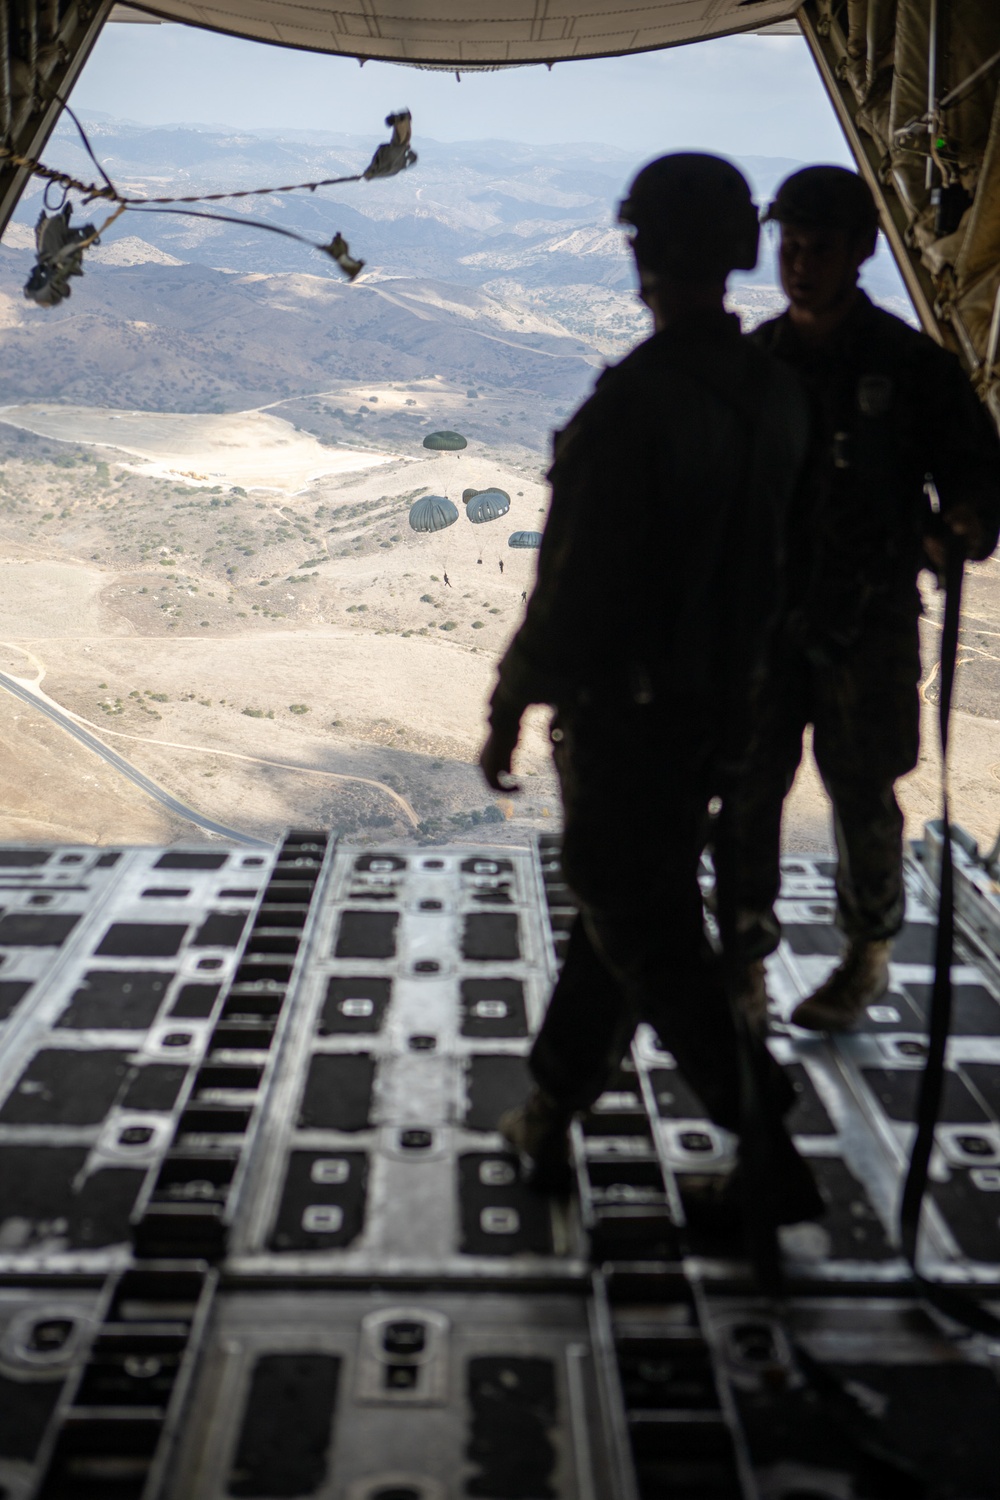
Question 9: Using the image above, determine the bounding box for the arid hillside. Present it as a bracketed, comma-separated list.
[0, 119, 983, 855]
[0, 414, 561, 845]
[0, 245, 601, 425]
[0, 407, 996, 856]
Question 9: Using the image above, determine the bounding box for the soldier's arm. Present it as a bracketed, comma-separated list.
[922, 347, 1000, 562]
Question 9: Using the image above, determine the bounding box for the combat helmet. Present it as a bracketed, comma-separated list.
[763, 165, 879, 240]
[618, 153, 759, 279]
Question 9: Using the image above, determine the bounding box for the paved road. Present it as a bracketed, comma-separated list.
[0, 670, 269, 848]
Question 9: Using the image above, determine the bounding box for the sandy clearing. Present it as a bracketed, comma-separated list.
[1, 414, 993, 856]
[20, 681, 421, 828]
[32, 631, 554, 770]
[0, 560, 120, 637]
[0, 405, 396, 491]
[0, 693, 185, 844]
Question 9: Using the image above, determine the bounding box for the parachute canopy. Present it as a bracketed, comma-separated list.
[463, 485, 510, 506]
[408, 494, 459, 533]
[423, 430, 467, 452]
[508, 531, 543, 549]
[466, 489, 511, 525]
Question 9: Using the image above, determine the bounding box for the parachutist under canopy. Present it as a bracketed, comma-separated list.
[423, 431, 467, 452]
[408, 495, 458, 533]
[467, 490, 509, 525]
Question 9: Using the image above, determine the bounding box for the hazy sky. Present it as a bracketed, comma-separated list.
[74, 23, 851, 163]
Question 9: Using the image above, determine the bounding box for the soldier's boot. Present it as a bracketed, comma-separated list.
[731, 958, 770, 1034]
[791, 939, 892, 1032]
[499, 1087, 573, 1193]
[679, 1133, 825, 1232]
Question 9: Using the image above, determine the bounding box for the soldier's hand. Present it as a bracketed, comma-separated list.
[927, 502, 990, 565]
[480, 721, 521, 792]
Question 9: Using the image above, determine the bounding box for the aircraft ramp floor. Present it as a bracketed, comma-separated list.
[0, 832, 997, 1499]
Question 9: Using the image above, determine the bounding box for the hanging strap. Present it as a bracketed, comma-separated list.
[898, 537, 1000, 1336]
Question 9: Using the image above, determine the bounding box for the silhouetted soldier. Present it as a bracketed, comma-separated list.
[443, 572, 452, 588]
[480, 154, 821, 1226]
[721, 167, 1000, 1031]
[499, 558, 505, 574]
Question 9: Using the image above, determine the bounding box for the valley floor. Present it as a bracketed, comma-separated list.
[0, 393, 997, 864]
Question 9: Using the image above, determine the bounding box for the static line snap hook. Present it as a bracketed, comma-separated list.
[43, 179, 68, 212]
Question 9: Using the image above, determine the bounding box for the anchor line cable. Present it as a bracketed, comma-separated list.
[9, 92, 414, 289]
[126, 202, 353, 256]
[53, 92, 117, 198]
[6, 92, 368, 209]
[0, 146, 367, 206]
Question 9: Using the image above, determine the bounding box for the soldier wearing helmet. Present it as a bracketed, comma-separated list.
[719, 165, 1000, 1032]
[479, 153, 822, 1229]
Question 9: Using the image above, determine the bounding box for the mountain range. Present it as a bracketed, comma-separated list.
[0, 115, 912, 436]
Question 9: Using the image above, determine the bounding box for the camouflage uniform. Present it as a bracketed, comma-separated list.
[490, 310, 809, 1127]
[719, 292, 1000, 959]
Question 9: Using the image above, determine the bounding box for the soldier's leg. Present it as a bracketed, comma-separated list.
[529, 912, 638, 1114]
[713, 643, 811, 963]
[570, 808, 818, 1224]
[538, 714, 738, 1127]
[524, 796, 747, 1129]
[501, 722, 648, 1180]
[794, 624, 921, 1030]
[812, 626, 921, 943]
[561, 778, 794, 1136]
[513, 738, 814, 1218]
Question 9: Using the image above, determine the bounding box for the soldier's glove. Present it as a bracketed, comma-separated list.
[363, 110, 418, 180]
[943, 502, 991, 562]
[24, 204, 99, 307]
[925, 503, 990, 570]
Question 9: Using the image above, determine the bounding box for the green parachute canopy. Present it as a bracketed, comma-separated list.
[508, 530, 543, 549]
[423, 430, 468, 451]
[408, 494, 459, 533]
[466, 489, 511, 525]
[463, 486, 510, 506]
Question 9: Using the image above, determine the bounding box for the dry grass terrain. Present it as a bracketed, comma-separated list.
[0, 413, 561, 845]
[0, 673, 186, 844]
[0, 116, 990, 854]
[0, 403, 996, 857]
